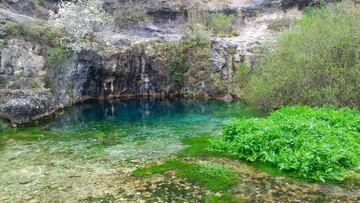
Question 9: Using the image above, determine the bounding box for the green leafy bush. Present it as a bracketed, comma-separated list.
[211, 106, 360, 182]
[245, 0, 360, 110]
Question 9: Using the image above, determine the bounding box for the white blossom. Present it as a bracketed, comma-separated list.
[49, 0, 111, 52]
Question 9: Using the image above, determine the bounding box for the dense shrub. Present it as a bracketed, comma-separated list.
[245, 0, 360, 111]
[211, 106, 360, 182]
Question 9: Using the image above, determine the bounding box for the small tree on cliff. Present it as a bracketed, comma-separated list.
[49, 0, 111, 52]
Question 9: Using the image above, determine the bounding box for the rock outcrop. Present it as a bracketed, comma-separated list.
[0, 0, 304, 124]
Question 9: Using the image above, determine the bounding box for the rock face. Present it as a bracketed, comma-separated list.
[0, 0, 304, 124]
[0, 39, 52, 124]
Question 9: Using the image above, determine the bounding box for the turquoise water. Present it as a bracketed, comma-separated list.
[0, 99, 262, 202]
[0, 99, 259, 160]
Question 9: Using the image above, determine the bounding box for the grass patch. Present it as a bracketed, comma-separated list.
[133, 160, 238, 191]
[211, 106, 360, 182]
[203, 13, 238, 37]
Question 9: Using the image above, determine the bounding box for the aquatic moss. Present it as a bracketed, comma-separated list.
[177, 135, 232, 158]
[0, 127, 55, 141]
[176, 161, 238, 191]
[211, 106, 360, 182]
[133, 159, 188, 177]
[133, 160, 238, 191]
[177, 135, 213, 157]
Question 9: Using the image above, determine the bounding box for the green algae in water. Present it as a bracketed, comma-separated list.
[133, 159, 238, 191]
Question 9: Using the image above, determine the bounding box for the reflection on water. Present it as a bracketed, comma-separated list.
[0, 99, 260, 160]
[49, 98, 259, 143]
[52, 98, 254, 126]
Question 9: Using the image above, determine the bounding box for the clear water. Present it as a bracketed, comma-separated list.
[0, 99, 259, 160]
[0, 99, 261, 201]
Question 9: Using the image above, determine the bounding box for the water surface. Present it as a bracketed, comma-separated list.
[0, 99, 258, 160]
[1, 99, 358, 202]
[0, 99, 260, 202]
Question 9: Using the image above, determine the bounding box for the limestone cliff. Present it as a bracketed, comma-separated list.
[0, 0, 306, 124]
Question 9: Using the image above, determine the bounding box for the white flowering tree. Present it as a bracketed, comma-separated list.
[49, 0, 111, 52]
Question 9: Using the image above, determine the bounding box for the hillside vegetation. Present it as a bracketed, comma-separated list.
[245, 0, 360, 111]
